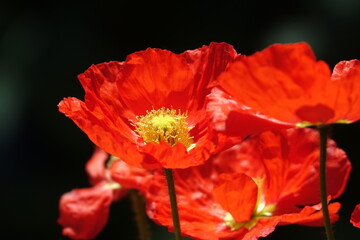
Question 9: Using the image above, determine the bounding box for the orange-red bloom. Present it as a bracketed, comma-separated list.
[58, 182, 114, 240]
[351, 204, 360, 228]
[58, 148, 146, 239]
[218, 42, 360, 126]
[144, 128, 351, 240]
[59, 43, 240, 169]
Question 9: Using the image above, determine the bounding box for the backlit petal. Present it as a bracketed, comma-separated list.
[213, 173, 258, 222]
[58, 183, 113, 239]
[219, 42, 360, 124]
[58, 97, 149, 168]
[351, 204, 360, 228]
[85, 147, 108, 185]
[206, 88, 292, 137]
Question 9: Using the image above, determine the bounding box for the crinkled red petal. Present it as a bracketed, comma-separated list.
[218, 42, 360, 124]
[219, 128, 351, 211]
[330, 60, 360, 122]
[239, 217, 281, 240]
[279, 201, 340, 226]
[145, 164, 238, 240]
[351, 204, 360, 228]
[58, 97, 158, 169]
[110, 159, 153, 193]
[85, 147, 108, 185]
[270, 128, 351, 211]
[207, 87, 292, 138]
[213, 173, 258, 222]
[57, 182, 113, 239]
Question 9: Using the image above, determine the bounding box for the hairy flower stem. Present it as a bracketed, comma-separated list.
[130, 190, 151, 240]
[164, 168, 183, 240]
[317, 124, 335, 240]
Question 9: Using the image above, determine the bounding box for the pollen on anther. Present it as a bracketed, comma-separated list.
[133, 108, 194, 149]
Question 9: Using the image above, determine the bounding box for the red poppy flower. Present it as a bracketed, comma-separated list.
[59, 43, 241, 169]
[58, 148, 139, 239]
[144, 128, 351, 239]
[351, 204, 360, 228]
[58, 182, 114, 240]
[217, 42, 360, 126]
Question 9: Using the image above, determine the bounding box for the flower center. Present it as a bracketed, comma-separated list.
[134, 108, 194, 149]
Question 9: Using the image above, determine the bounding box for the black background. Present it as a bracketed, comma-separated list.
[1, 0, 360, 239]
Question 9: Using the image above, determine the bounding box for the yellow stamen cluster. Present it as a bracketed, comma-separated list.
[134, 108, 194, 149]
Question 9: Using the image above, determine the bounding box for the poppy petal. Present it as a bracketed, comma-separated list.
[279, 201, 340, 226]
[58, 183, 113, 239]
[331, 60, 360, 122]
[110, 158, 152, 193]
[213, 173, 258, 222]
[206, 88, 292, 137]
[241, 217, 281, 240]
[218, 42, 360, 124]
[351, 204, 360, 228]
[58, 97, 153, 168]
[85, 147, 108, 185]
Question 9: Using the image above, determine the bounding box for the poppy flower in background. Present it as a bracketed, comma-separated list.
[144, 128, 351, 240]
[217, 42, 360, 127]
[85, 147, 112, 185]
[351, 204, 360, 228]
[58, 182, 115, 240]
[58, 148, 121, 239]
[110, 154, 155, 193]
[58, 148, 148, 239]
[59, 42, 245, 170]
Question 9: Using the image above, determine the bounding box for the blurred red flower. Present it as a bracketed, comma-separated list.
[144, 128, 351, 239]
[217, 42, 360, 127]
[58, 148, 147, 239]
[351, 204, 360, 228]
[59, 43, 241, 169]
[58, 182, 114, 240]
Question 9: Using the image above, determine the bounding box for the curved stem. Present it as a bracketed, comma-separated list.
[164, 168, 183, 240]
[317, 124, 335, 240]
[130, 190, 151, 240]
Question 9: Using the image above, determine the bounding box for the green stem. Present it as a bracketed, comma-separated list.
[164, 168, 183, 240]
[129, 190, 151, 240]
[317, 124, 335, 240]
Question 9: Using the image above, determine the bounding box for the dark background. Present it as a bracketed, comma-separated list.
[1, 0, 360, 239]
